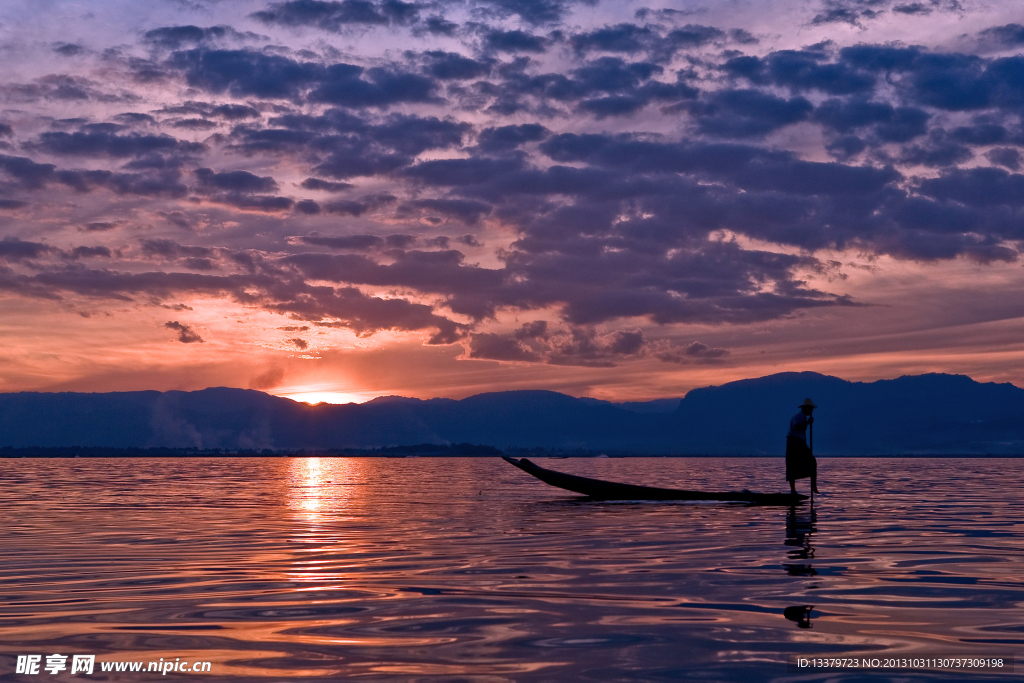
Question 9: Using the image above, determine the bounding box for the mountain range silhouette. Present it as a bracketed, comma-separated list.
[1, 372, 1022, 454]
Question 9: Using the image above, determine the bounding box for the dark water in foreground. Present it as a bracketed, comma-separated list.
[1, 457, 1022, 682]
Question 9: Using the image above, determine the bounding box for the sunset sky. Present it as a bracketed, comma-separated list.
[2, 0, 1024, 403]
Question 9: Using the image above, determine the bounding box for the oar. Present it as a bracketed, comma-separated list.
[809, 419, 814, 506]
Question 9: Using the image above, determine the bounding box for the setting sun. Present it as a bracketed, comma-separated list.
[275, 388, 377, 405]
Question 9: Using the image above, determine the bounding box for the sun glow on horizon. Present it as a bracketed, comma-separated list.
[275, 388, 379, 405]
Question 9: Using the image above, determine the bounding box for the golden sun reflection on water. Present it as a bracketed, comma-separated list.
[284, 457, 366, 587]
[287, 456, 365, 515]
[290, 456, 324, 514]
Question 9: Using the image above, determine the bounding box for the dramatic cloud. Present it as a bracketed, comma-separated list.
[465, 323, 732, 367]
[980, 24, 1024, 47]
[142, 25, 265, 50]
[252, 0, 420, 31]
[0, 237, 53, 261]
[2, 0, 1024, 395]
[165, 320, 205, 343]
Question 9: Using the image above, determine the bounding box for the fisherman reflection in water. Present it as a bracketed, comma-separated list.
[783, 506, 818, 628]
[786, 398, 819, 495]
[784, 505, 817, 577]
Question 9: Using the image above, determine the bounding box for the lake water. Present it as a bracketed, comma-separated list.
[1, 457, 1021, 681]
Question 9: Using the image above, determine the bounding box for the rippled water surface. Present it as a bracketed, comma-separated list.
[2, 457, 1023, 681]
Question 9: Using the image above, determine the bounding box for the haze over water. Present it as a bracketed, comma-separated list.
[1, 456, 1022, 681]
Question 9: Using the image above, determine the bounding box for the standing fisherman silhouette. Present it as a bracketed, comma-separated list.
[786, 398, 819, 495]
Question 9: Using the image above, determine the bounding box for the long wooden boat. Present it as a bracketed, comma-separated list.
[502, 457, 808, 505]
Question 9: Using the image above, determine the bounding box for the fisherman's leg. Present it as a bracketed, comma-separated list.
[789, 479, 797, 495]
[807, 449, 819, 494]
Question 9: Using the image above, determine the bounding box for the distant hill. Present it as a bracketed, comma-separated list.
[1, 372, 1022, 454]
[670, 372, 1024, 455]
